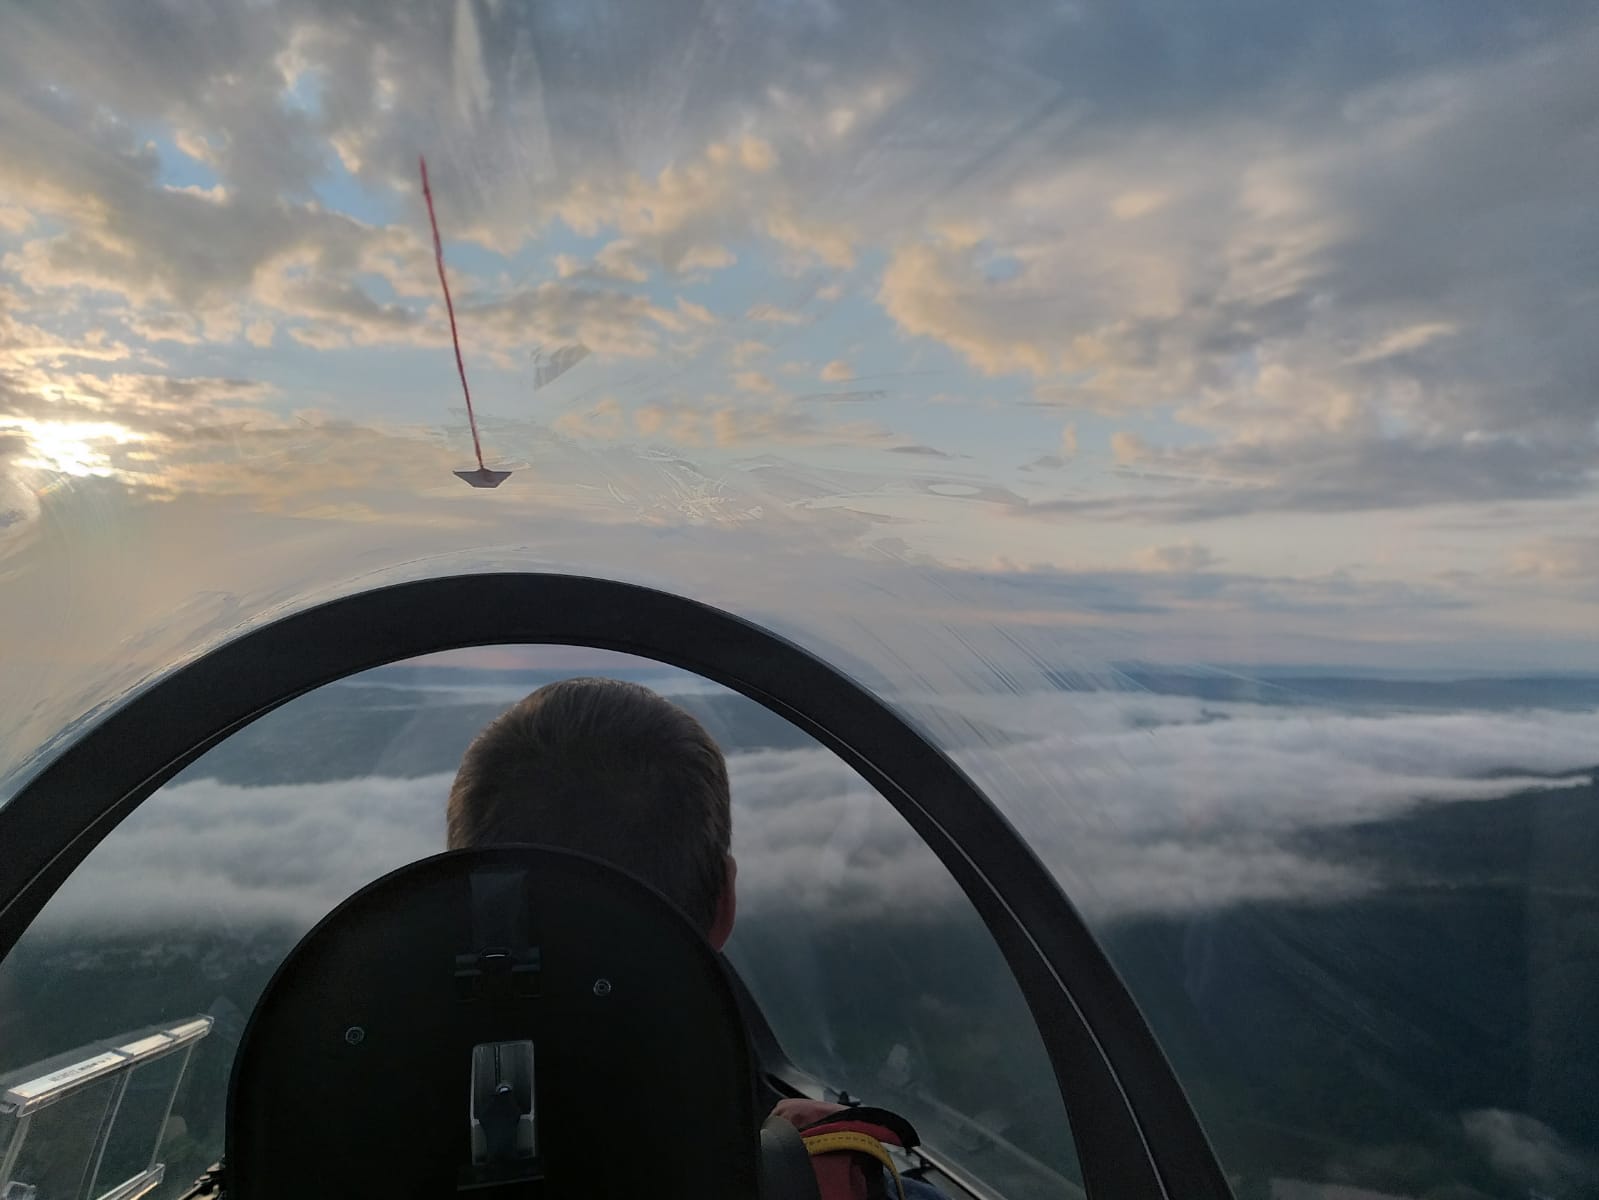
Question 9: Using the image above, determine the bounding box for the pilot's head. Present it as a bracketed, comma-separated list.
[447, 677, 737, 948]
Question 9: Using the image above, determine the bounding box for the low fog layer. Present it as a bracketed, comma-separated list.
[22, 689, 1597, 934]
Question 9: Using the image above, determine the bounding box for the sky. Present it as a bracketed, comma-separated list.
[1, 0, 1597, 777]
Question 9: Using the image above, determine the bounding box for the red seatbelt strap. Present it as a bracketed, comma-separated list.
[799, 1110, 919, 1200]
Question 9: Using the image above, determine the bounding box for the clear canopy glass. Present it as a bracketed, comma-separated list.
[3, 654, 1080, 1196]
[2, 2, 1597, 1198]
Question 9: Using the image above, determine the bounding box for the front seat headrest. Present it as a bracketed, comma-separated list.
[227, 845, 761, 1199]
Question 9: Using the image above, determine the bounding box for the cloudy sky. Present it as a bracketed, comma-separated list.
[2, 0, 1597, 776]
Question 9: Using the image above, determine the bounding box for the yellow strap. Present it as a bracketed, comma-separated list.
[802, 1130, 907, 1200]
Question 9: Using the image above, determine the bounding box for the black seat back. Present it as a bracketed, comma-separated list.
[228, 846, 761, 1199]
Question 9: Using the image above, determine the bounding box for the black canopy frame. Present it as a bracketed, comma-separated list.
[0, 572, 1231, 1200]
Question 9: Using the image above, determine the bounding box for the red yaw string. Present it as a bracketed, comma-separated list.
[419, 155, 486, 472]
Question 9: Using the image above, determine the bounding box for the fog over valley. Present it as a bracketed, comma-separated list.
[4, 665, 1596, 1199]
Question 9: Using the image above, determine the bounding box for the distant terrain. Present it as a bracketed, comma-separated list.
[1106, 667, 1599, 713]
[173, 671, 1013, 788]
[3, 667, 1596, 1200]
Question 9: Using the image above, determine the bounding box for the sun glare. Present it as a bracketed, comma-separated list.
[5, 419, 144, 478]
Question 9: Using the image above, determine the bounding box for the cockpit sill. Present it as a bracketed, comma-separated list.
[0, 1013, 1077, 1200]
[1, 1017, 212, 1200]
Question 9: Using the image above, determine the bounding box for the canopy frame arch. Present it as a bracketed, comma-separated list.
[0, 572, 1231, 1200]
